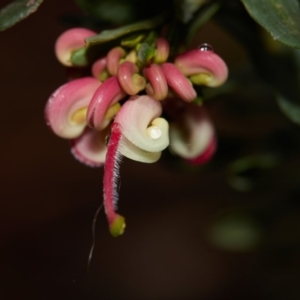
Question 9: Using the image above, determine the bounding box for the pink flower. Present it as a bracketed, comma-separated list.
[45, 28, 228, 236]
[55, 28, 97, 66]
[163, 97, 217, 165]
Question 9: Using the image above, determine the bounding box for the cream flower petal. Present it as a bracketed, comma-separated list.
[114, 95, 169, 153]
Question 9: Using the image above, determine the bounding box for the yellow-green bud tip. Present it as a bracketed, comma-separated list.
[109, 214, 126, 237]
[190, 73, 212, 86]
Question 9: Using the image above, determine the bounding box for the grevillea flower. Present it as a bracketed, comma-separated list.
[45, 28, 228, 236]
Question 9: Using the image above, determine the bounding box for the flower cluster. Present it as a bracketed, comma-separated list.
[45, 28, 228, 236]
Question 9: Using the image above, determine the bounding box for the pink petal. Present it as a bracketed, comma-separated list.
[45, 77, 101, 138]
[166, 99, 216, 162]
[71, 127, 109, 167]
[106, 47, 126, 76]
[175, 49, 228, 87]
[143, 64, 168, 100]
[55, 28, 97, 66]
[161, 63, 197, 102]
[118, 61, 146, 95]
[87, 76, 126, 130]
[185, 136, 217, 165]
[91, 56, 108, 81]
[154, 37, 170, 64]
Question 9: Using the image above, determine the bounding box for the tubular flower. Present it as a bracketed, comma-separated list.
[55, 28, 97, 66]
[163, 97, 217, 165]
[45, 28, 228, 236]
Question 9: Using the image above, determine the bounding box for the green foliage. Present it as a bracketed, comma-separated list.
[227, 155, 279, 192]
[74, 0, 135, 24]
[210, 211, 262, 251]
[174, 0, 212, 23]
[216, 1, 300, 125]
[241, 0, 300, 49]
[0, 0, 43, 31]
[277, 95, 300, 126]
[185, 0, 221, 44]
[71, 14, 165, 66]
[74, 0, 173, 24]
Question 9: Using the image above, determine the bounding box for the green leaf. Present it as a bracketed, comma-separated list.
[210, 211, 262, 251]
[136, 31, 156, 64]
[85, 15, 164, 47]
[137, 43, 155, 64]
[0, 0, 43, 31]
[75, 0, 135, 24]
[174, 0, 211, 23]
[241, 0, 300, 48]
[71, 14, 165, 66]
[277, 95, 300, 125]
[216, 1, 300, 124]
[185, 1, 221, 44]
[227, 154, 279, 192]
[121, 33, 145, 48]
[74, 0, 173, 25]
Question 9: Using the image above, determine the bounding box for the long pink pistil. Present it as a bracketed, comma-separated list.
[103, 122, 126, 237]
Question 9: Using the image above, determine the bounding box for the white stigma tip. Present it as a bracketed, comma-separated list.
[147, 126, 162, 140]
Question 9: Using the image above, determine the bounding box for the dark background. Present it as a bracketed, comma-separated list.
[1, 1, 300, 299]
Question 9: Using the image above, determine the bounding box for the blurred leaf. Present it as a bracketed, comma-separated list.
[277, 95, 300, 125]
[121, 33, 145, 48]
[71, 14, 165, 66]
[216, 1, 300, 124]
[210, 211, 262, 251]
[227, 154, 279, 192]
[74, 0, 173, 25]
[136, 31, 156, 64]
[70, 47, 90, 67]
[85, 15, 164, 47]
[185, 0, 221, 44]
[86, 15, 164, 47]
[0, 0, 43, 31]
[241, 0, 300, 48]
[174, 0, 211, 23]
[137, 43, 155, 64]
[74, 0, 135, 24]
